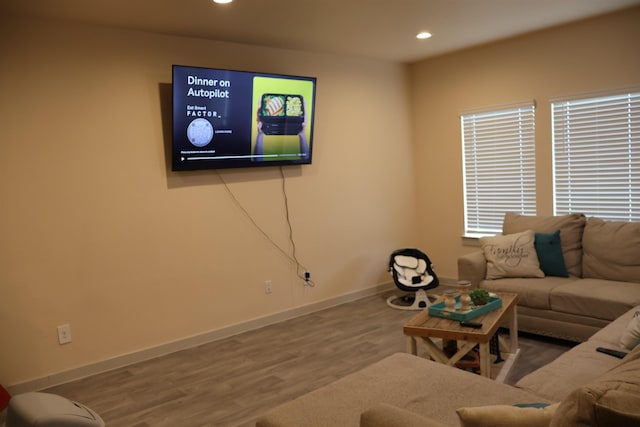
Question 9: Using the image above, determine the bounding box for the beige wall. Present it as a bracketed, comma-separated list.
[0, 16, 416, 387]
[410, 7, 640, 278]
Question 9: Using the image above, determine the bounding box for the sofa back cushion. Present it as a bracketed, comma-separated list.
[582, 218, 640, 283]
[503, 213, 586, 277]
[550, 347, 640, 426]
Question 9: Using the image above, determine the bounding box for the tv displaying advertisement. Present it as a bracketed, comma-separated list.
[172, 65, 316, 171]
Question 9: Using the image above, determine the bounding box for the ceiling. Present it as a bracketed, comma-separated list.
[2, 0, 640, 63]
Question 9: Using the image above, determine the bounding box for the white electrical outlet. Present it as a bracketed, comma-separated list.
[265, 280, 272, 294]
[57, 324, 72, 345]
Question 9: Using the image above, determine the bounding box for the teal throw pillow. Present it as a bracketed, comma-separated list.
[534, 230, 569, 277]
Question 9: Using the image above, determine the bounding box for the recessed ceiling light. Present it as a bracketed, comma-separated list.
[213, 0, 233, 3]
[416, 32, 432, 40]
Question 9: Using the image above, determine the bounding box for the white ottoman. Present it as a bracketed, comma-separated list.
[6, 392, 104, 427]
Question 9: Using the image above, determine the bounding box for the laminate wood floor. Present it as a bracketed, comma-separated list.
[1, 291, 574, 427]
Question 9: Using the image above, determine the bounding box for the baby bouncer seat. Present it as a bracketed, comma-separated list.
[387, 248, 439, 310]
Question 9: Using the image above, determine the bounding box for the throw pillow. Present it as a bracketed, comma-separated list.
[480, 230, 545, 280]
[456, 402, 559, 427]
[534, 230, 569, 277]
[620, 310, 640, 350]
[503, 212, 586, 277]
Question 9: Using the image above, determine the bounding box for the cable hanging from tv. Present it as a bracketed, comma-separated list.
[217, 167, 314, 286]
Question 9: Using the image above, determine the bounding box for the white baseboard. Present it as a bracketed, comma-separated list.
[9, 282, 397, 395]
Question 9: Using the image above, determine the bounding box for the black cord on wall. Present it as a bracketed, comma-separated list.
[217, 167, 315, 286]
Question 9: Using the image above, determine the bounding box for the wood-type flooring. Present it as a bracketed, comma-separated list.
[1, 291, 574, 426]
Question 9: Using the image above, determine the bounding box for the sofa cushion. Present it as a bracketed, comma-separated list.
[535, 231, 569, 277]
[503, 213, 586, 277]
[481, 277, 577, 310]
[480, 230, 544, 280]
[515, 340, 626, 402]
[456, 402, 559, 427]
[550, 346, 640, 426]
[582, 218, 640, 284]
[516, 307, 640, 402]
[550, 278, 640, 322]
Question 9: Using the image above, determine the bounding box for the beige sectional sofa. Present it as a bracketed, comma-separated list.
[256, 304, 640, 426]
[458, 213, 640, 342]
[256, 214, 640, 426]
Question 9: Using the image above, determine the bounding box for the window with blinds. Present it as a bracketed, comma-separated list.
[461, 103, 536, 236]
[552, 92, 639, 221]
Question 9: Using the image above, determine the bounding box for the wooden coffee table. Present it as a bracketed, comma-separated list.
[403, 292, 519, 382]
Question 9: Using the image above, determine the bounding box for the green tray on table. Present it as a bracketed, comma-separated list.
[428, 295, 502, 321]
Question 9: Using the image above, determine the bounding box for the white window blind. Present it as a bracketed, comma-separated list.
[462, 103, 536, 236]
[552, 92, 640, 221]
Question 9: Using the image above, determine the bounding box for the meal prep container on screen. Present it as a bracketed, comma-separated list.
[259, 94, 305, 135]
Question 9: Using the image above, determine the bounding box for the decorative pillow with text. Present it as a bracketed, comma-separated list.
[481, 230, 545, 280]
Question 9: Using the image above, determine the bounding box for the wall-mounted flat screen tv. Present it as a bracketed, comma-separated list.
[172, 65, 316, 171]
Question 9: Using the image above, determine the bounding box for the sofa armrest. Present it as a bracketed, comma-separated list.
[360, 403, 450, 427]
[458, 251, 487, 288]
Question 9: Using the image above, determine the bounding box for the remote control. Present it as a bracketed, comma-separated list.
[460, 321, 483, 329]
[596, 347, 628, 359]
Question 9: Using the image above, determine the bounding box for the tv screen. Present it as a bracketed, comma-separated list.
[172, 65, 316, 171]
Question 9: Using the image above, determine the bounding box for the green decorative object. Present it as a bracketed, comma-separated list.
[470, 289, 491, 306]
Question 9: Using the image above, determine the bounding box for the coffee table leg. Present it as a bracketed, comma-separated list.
[479, 342, 491, 378]
[509, 304, 519, 353]
[406, 335, 417, 355]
